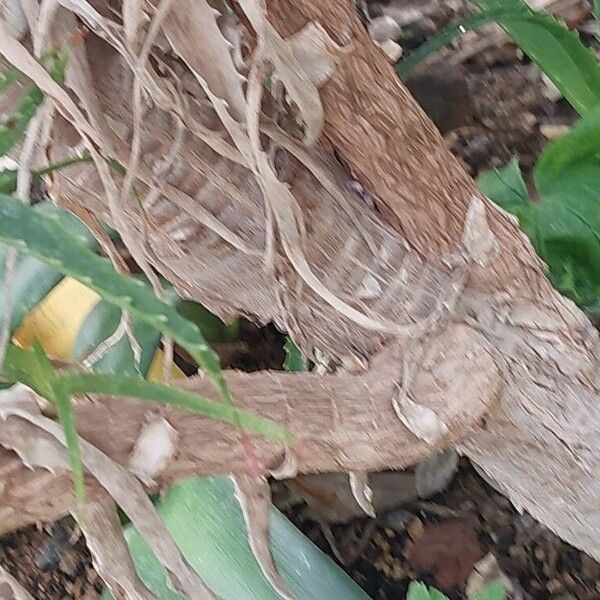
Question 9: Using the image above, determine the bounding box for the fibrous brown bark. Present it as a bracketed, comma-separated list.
[0, 0, 599, 565]
[0, 324, 498, 534]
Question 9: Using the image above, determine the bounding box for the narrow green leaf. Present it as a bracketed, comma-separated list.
[0, 154, 91, 195]
[52, 378, 85, 507]
[472, 582, 506, 600]
[0, 49, 68, 157]
[3, 342, 86, 507]
[406, 582, 434, 600]
[283, 338, 310, 372]
[477, 157, 537, 238]
[56, 372, 292, 444]
[397, 7, 529, 77]
[0, 194, 231, 407]
[471, 0, 600, 114]
[3, 342, 53, 396]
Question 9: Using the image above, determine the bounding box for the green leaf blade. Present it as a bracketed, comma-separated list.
[477, 157, 538, 238]
[471, 0, 600, 114]
[53, 379, 85, 507]
[397, 7, 529, 77]
[283, 338, 309, 372]
[102, 476, 370, 600]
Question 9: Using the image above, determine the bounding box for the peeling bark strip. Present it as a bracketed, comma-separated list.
[0, 0, 600, 567]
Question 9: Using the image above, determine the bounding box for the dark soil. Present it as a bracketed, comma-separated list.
[289, 460, 600, 599]
[1, 2, 598, 599]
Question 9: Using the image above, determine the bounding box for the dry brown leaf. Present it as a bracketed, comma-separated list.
[123, 0, 143, 47]
[0, 385, 215, 600]
[163, 0, 246, 121]
[348, 471, 376, 518]
[234, 473, 295, 600]
[79, 497, 157, 600]
[239, 0, 329, 145]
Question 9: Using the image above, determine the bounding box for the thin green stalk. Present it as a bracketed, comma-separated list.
[36, 151, 92, 176]
[397, 7, 530, 77]
[57, 372, 292, 444]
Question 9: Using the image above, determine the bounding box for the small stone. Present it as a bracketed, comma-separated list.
[534, 546, 545, 561]
[58, 547, 80, 578]
[546, 579, 563, 593]
[383, 509, 414, 534]
[368, 15, 402, 43]
[407, 517, 424, 541]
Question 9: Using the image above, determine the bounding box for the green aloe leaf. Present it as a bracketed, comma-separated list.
[57, 372, 291, 444]
[0, 193, 231, 406]
[471, 0, 600, 114]
[102, 476, 370, 600]
[71, 284, 179, 376]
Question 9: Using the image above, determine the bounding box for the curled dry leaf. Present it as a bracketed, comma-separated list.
[348, 470, 376, 518]
[127, 414, 179, 487]
[393, 392, 449, 445]
[79, 497, 156, 600]
[233, 473, 295, 600]
[286, 22, 347, 88]
[238, 0, 340, 145]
